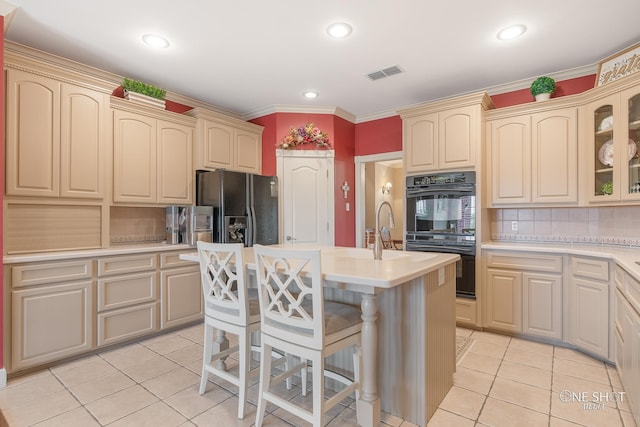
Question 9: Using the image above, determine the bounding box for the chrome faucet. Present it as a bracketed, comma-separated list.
[373, 201, 395, 260]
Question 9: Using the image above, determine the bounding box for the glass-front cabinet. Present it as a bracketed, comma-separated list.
[622, 89, 640, 199]
[587, 88, 640, 203]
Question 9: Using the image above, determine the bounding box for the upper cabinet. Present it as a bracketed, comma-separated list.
[186, 108, 263, 175]
[111, 98, 196, 205]
[487, 106, 578, 206]
[585, 86, 640, 203]
[398, 92, 494, 174]
[6, 69, 107, 199]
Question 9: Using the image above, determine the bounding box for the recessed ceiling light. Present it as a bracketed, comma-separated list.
[326, 22, 352, 38]
[303, 91, 319, 99]
[496, 24, 527, 40]
[142, 34, 170, 48]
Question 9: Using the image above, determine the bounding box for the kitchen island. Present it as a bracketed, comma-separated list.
[183, 245, 459, 426]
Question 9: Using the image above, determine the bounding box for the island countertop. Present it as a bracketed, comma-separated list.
[181, 245, 460, 289]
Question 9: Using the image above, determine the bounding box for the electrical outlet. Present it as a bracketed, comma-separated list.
[511, 221, 518, 231]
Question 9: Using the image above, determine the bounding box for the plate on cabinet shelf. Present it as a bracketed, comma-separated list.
[598, 116, 613, 131]
[598, 139, 637, 166]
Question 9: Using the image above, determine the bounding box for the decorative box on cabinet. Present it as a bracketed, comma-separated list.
[398, 92, 493, 173]
[186, 107, 263, 175]
[568, 256, 610, 359]
[159, 251, 203, 330]
[484, 251, 563, 339]
[96, 253, 159, 347]
[111, 97, 195, 205]
[487, 106, 578, 206]
[5, 68, 107, 199]
[9, 260, 95, 371]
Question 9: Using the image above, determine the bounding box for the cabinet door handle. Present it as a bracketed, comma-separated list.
[285, 235, 296, 241]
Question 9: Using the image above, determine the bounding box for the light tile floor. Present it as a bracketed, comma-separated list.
[0, 325, 636, 426]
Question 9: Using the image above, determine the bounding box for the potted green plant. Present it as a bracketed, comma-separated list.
[530, 76, 556, 101]
[121, 77, 167, 109]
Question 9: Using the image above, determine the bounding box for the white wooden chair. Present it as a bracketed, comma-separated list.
[253, 245, 362, 427]
[196, 242, 260, 419]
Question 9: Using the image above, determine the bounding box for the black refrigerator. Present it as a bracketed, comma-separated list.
[196, 170, 279, 246]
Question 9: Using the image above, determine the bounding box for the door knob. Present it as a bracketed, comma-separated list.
[285, 235, 296, 241]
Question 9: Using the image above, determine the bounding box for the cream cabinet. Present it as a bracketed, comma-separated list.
[398, 92, 493, 173]
[488, 107, 578, 206]
[112, 99, 195, 204]
[585, 86, 640, 203]
[614, 268, 640, 425]
[160, 251, 202, 330]
[9, 260, 95, 371]
[96, 253, 159, 347]
[484, 251, 563, 339]
[568, 256, 610, 359]
[5, 68, 106, 199]
[186, 107, 263, 174]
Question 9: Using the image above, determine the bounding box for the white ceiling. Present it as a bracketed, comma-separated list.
[4, 0, 640, 122]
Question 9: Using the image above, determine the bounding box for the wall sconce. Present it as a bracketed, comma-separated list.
[382, 182, 392, 194]
[341, 181, 350, 198]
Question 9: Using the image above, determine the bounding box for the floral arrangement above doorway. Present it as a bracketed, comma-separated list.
[277, 123, 331, 149]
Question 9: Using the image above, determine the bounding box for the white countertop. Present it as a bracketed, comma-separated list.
[2, 243, 194, 264]
[181, 245, 460, 289]
[481, 241, 640, 282]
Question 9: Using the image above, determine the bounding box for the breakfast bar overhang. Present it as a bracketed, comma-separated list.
[182, 245, 459, 426]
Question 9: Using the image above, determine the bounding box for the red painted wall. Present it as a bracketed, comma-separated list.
[354, 115, 402, 156]
[491, 75, 596, 108]
[250, 113, 356, 246]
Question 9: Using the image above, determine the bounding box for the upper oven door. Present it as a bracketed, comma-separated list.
[406, 189, 476, 235]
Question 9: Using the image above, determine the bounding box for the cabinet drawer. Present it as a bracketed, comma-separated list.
[485, 251, 562, 273]
[160, 251, 196, 269]
[97, 302, 158, 347]
[615, 265, 625, 291]
[97, 272, 157, 312]
[98, 254, 157, 276]
[571, 257, 609, 282]
[12, 260, 93, 288]
[625, 272, 640, 316]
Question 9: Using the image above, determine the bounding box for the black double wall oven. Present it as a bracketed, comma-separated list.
[405, 171, 476, 299]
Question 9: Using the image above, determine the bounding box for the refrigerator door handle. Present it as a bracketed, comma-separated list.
[247, 176, 255, 246]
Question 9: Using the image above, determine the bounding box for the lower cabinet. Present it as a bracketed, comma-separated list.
[5, 249, 202, 373]
[12, 281, 94, 371]
[160, 264, 202, 329]
[568, 257, 610, 359]
[484, 251, 562, 339]
[615, 268, 640, 426]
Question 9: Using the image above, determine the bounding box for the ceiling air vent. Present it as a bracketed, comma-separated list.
[367, 65, 403, 81]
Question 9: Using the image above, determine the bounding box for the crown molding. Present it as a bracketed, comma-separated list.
[0, 1, 17, 34]
[242, 104, 356, 123]
[483, 63, 598, 95]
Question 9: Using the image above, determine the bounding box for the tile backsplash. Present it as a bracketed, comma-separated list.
[491, 206, 640, 247]
[110, 206, 166, 244]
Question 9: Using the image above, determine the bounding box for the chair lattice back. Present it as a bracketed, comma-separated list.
[197, 241, 249, 326]
[253, 245, 324, 350]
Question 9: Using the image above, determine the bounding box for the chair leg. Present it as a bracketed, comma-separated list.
[301, 358, 308, 397]
[312, 353, 325, 427]
[285, 353, 293, 389]
[199, 322, 214, 395]
[255, 341, 272, 427]
[237, 329, 250, 419]
[353, 344, 362, 401]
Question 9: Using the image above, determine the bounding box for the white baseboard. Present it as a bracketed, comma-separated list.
[0, 368, 6, 388]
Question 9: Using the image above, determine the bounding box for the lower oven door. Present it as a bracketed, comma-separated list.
[405, 242, 476, 299]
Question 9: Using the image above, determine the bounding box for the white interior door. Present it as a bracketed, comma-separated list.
[277, 150, 334, 246]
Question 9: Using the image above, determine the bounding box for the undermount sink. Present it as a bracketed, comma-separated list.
[326, 247, 410, 260]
